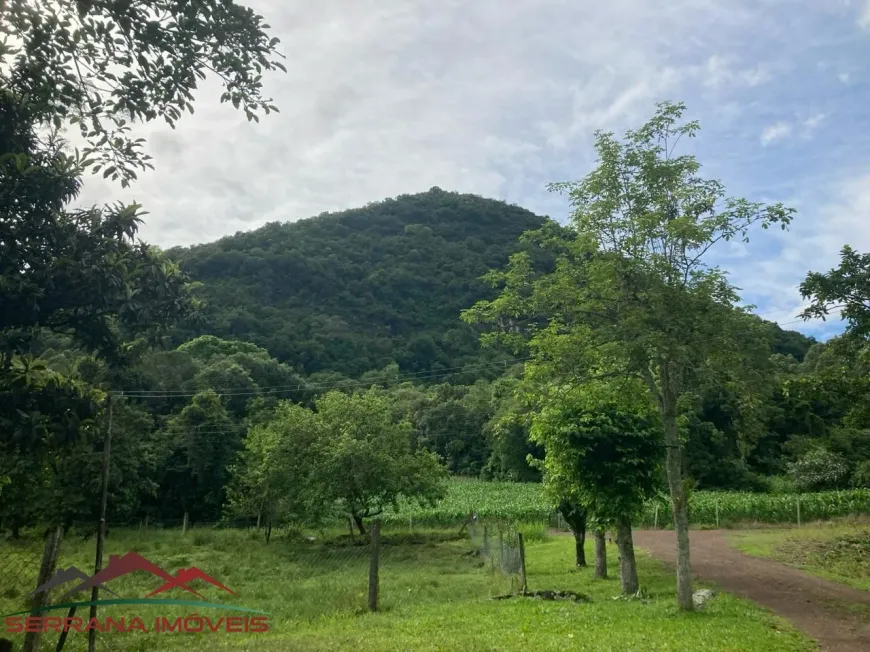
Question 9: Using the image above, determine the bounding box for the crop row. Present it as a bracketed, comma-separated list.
[380, 479, 870, 528]
[637, 488, 870, 528]
[381, 478, 552, 525]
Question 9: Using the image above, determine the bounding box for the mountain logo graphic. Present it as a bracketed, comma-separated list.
[3, 550, 268, 631]
[27, 551, 236, 602]
[27, 567, 120, 599]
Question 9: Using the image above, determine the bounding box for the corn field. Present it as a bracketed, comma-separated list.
[382, 478, 551, 527]
[637, 489, 870, 528]
[381, 478, 870, 528]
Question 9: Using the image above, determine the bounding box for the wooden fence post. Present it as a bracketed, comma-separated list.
[797, 496, 801, 527]
[499, 530, 505, 570]
[654, 505, 659, 530]
[87, 394, 113, 652]
[368, 519, 381, 612]
[517, 532, 527, 595]
[22, 525, 63, 652]
[715, 501, 720, 528]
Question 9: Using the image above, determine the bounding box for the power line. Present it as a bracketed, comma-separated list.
[119, 357, 529, 399]
[122, 357, 523, 395]
[116, 317, 813, 400]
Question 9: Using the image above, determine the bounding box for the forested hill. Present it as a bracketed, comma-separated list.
[168, 187, 816, 381]
[168, 188, 550, 378]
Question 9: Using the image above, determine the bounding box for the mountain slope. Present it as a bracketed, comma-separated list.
[168, 187, 816, 380]
[169, 188, 551, 378]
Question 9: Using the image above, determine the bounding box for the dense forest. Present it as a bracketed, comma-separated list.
[9, 184, 865, 532]
[167, 188, 550, 380]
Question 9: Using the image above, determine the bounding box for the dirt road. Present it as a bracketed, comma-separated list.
[633, 529, 870, 652]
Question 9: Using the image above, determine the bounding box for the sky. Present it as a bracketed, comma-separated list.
[75, 0, 870, 341]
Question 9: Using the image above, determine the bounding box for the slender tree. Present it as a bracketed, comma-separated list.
[530, 379, 662, 594]
[227, 389, 448, 534]
[464, 101, 794, 608]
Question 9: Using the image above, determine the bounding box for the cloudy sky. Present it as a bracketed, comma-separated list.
[76, 0, 870, 340]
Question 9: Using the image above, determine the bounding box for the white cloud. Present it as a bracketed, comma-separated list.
[742, 66, 772, 86]
[801, 113, 828, 139]
[839, 72, 851, 84]
[700, 55, 772, 89]
[761, 122, 792, 146]
[859, 0, 870, 29]
[56, 0, 868, 360]
[803, 113, 826, 129]
[78, 0, 757, 246]
[728, 171, 870, 336]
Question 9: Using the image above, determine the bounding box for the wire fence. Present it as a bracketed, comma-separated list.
[0, 538, 44, 607]
[10, 491, 860, 649]
[468, 519, 526, 594]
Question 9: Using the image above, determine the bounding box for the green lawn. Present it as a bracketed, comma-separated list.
[1, 527, 814, 651]
[729, 520, 870, 593]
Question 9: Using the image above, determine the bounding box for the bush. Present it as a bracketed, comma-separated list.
[787, 448, 850, 491]
[853, 460, 870, 488]
[767, 475, 798, 494]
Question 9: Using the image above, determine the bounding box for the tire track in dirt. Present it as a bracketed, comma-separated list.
[633, 529, 870, 652]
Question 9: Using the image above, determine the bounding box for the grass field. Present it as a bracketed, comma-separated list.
[0, 527, 815, 651]
[729, 519, 870, 592]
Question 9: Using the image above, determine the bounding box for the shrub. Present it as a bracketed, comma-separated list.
[853, 460, 870, 488]
[787, 448, 850, 491]
[767, 475, 798, 494]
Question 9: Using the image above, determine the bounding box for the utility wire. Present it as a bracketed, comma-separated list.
[119, 357, 530, 399]
[118, 318, 812, 399]
[122, 356, 525, 395]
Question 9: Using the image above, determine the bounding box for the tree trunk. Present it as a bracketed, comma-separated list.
[265, 515, 272, 543]
[559, 502, 587, 567]
[353, 513, 366, 536]
[658, 365, 694, 611]
[23, 525, 64, 652]
[573, 529, 587, 568]
[368, 519, 380, 611]
[594, 528, 607, 579]
[615, 514, 639, 594]
[55, 605, 77, 651]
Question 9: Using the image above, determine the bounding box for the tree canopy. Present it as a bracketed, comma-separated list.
[227, 389, 448, 534]
[1, 0, 284, 184]
[167, 189, 550, 379]
[464, 101, 796, 610]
